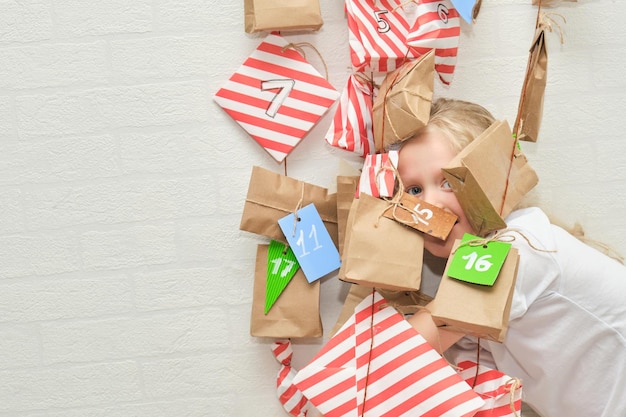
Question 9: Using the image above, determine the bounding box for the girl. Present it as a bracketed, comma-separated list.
[397, 98, 626, 417]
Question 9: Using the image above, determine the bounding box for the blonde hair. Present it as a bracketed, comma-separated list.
[400, 98, 624, 263]
[409, 97, 496, 152]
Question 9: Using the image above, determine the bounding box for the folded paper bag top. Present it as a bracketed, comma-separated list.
[240, 165, 338, 246]
[442, 120, 539, 236]
[244, 0, 324, 33]
[372, 50, 435, 153]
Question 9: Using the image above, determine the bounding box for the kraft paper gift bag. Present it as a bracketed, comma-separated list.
[336, 175, 360, 257]
[331, 284, 434, 337]
[244, 0, 324, 33]
[292, 291, 485, 417]
[457, 360, 523, 417]
[372, 50, 435, 153]
[532, 0, 576, 5]
[325, 74, 376, 157]
[339, 193, 424, 291]
[240, 165, 338, 246]
[214, 33, 339, 163]
[429, 241, 520, 343]
[345, 0, 422, 73]
[406, 0, 461, 85]
[513, 18, 547, 143]
[250, 244, 322, 338]
[356, 151, 398, 198]
[442, 120, 539, 236]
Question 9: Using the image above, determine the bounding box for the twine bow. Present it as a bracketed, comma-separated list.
[452, 227, 557, 255]
[504, 377, 523, 417]
[282, 42, 329, 81]
[538, 12, 566, 44]
[291, 183, 305, 237]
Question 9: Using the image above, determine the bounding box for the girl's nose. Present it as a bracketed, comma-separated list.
[421, 189, 444, 209]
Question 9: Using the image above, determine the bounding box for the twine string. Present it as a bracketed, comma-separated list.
[245, 197, 337, 224]
[452, 227, 557, 255]
[291, 183, 305, 237]
[360, 289, 377, 417]
[539, 12, 567, 44]
[282, 42, 330, 80]
[504, 377, 523, 417]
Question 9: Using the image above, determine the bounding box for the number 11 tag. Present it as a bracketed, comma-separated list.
[277, 203, 341, 283]
[447, 233, 511, 286]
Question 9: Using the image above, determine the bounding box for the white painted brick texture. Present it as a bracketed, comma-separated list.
[0, 0, 625, 416]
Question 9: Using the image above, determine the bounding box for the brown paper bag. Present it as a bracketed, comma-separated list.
[250, 244, 322, 338]
[513, 23, 548, 143]
[429, 243, 519, 343]
[372, 49, 435, 153]
[532, 0, 576, 6]
[330, 284, 433, 337]
[336, 175, 359, 257]
[330, 283, 372, 337]
[240, 166, 338, 246]
[339, 193, 424, 291]
[244, 0, 324, 33]
[442, 120, 539, 236]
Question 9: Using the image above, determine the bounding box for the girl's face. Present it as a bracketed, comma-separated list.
[397, 129, 475, 258]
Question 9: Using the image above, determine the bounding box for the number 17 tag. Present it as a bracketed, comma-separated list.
[277, 203, 341, 283]
[447, 233, 511, 286]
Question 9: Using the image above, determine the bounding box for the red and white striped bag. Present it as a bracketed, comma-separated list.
[324, 74, 375, 157]
[214, 32, 339, 163]
[457, 360, 523, 417]
[272, 340, 316, 417]
[292, 291, 485, 417]
[406, 0, 461, 85]
[357, 151, 398, 198]
[346, 0, 422, 73]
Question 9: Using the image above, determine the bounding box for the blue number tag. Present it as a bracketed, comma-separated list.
[278, 203, 341, 283]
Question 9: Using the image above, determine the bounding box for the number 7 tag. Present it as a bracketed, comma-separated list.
[278, 203, 341, 283]
[447, 233, 511, 286]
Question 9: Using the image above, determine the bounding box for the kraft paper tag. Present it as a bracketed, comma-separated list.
[278, 203, 341, 282]
[447, 233, 511, 286]
[382, 192, 458, 240]
[265, 240, 300, 314]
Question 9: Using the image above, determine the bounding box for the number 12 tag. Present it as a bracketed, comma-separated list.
[447, 233, 511, 286]
[277, 203, 341, 283]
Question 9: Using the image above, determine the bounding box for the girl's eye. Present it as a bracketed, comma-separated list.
[406, 185, 423, 196]
[441, 180, 452, 190]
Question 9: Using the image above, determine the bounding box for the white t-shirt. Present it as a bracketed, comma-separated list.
[446, 207, 626, 417]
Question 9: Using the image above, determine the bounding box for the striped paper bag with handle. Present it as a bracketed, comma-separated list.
[272, 340, 316, 417]
[214, 32, 339, 163]
[324, 73, 375, 157]
[457, 360, 523, 417]
[406, 0, 461, 85]
[346, 0, 422, 73]
[356, 151, 398, 198]
[292, 291, 485, 416]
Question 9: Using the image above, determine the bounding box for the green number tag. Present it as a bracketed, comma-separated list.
[447, 233, 511, 286]
[265, 240, 300, 314]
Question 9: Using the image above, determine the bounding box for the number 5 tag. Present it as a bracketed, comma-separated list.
[447, 233, 511, 286]
[278, 203, 341, 283]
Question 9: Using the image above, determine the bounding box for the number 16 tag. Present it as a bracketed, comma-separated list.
[277, 203, 341, 283]
[447, 233, 511, 286]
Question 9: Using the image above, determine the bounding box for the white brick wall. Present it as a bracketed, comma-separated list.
[0, 0, 625, 415]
